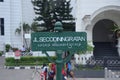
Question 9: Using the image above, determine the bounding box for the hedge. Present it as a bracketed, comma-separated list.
[5, 56, 57, 66]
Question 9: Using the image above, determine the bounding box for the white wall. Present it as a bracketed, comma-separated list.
[0, 0, 13, 50]
[0, 0, 35, 50]
[0, 0, 25, 50]
[10, 0, 23, 48]
[0, 0, 11, 44]
[76, 0, 120, 32]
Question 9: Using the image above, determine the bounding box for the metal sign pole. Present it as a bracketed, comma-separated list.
[55, 50, 63, 80]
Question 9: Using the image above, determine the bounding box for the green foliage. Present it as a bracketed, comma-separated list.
[32, 0, 52, 31]
[22, 23, 31, 33]
[5, 56, 57, 66]
[111, 24, 120, 32]
[87, 44, 93, 52]
[110, 24, 120, 38]
[63, 22, 75, 31]
[0, 51, 3, 56]
[31, 22, 40, 32]
[15, 23, 31, 49]
[15, 28, 21, 34]
[15, 23, 31, 34]
[78, 51, 86, 54]
[32, 0, 75, 31]
[77, 43, 93, 54]
[5, 44, 11, 52]
[5, 58, 15, 66]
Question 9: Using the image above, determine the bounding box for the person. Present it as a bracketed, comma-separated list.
[29, 48, 33, 56]
[41, 64, 48, 80]
[48, 63, 56, 80]
[21, 45, 26, 52]
[66, 61, 75, 80]
[62, 67, 67, 80]
[20, 45, 26, 56]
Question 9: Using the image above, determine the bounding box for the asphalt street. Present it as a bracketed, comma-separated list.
[0, 68, 105, 80]
[0, 56, 5, 68]
[0, 56, 37, 80]
[0, 69, 34, 80]
[0, 56, 105, 80]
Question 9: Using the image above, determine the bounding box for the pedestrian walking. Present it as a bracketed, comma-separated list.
[66, 61, 75, 80]
[48, 63, 56, 80]
[62, 68, 68, 80]
[41, 64, 48, 80]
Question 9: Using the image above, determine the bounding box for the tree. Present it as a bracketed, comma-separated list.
[32, 0, 52, 31]
[15, 23, 31, 49]
[31, 21, 45, 32]
[15, 23, 31, 34]
[57, 0, 75, 31]
[32, 0, 75, 31]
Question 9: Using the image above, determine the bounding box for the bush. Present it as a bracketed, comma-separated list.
[5, 56, 57, 66]
[5, 44, 11, 52]
[0, 51, 3, 56]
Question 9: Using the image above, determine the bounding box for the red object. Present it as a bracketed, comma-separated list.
[44, 72, 47, 80]
[40, 73, 45, 80]
[15, 50, 21, 57]
[62, 68, 67, 76]
[51, 63, 56, 74]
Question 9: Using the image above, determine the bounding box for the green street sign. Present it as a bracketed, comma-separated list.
[31, 32, 87, 51]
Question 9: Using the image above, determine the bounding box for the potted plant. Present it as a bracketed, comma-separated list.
[111, 24, 120, 38]
[5, 44, 11, 52]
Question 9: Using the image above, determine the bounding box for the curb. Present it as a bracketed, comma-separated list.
[5, 66, 41, 69]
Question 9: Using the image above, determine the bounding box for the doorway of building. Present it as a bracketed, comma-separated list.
[93, 19, 118, 57]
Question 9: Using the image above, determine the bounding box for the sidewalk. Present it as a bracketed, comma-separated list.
[0, 56, 5, 68]
[70, 78, 105, 80]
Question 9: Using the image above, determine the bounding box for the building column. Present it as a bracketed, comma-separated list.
[117, 37, 120, 56]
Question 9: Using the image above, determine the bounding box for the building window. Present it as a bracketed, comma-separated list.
[0, 0, 3, 2]
[0, 18, 4, 35]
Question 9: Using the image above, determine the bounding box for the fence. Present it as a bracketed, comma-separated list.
[86, 56, 120, 68]
[74, 53, 93, 65]
[105, 67, 120, 80]
[5, 52, 33, 58]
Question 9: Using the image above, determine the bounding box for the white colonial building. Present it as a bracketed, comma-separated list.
[76, 0, 120, 57]
[0, 0, 35, 51]
[1, 0, 120, 57]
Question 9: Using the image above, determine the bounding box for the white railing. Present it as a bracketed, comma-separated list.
[105, 67, 120, 80]
[74, 53, 93, 65]
[5, 51, 56, 58]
